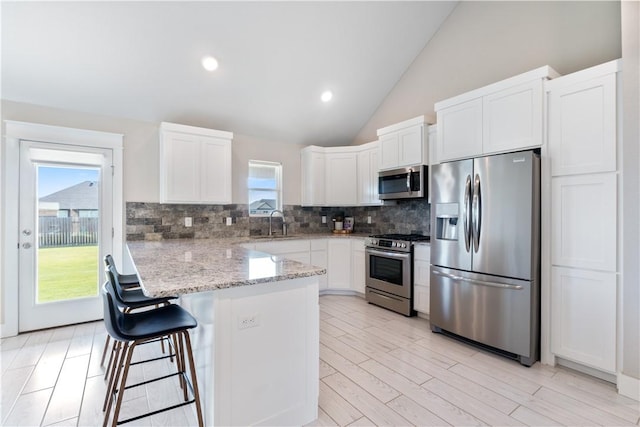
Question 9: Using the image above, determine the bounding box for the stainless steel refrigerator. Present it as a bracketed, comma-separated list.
[430, 150, 540, 366]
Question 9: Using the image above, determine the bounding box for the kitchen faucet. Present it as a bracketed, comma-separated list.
[269, 209, 286, 236]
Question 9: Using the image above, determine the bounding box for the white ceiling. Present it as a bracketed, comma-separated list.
[2, 2, 457, 146]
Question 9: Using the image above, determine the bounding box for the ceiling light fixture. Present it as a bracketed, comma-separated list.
[321, 90, 333, 103]
[201, 55, 219, 72]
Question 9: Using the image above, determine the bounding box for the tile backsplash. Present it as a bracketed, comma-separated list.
[126, 200, 430, 241]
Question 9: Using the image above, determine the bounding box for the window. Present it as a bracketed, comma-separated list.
[248, 160, 282, 216]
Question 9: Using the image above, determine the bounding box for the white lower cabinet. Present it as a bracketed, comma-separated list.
[327, 239, 352, 291]
[551, 266, 617, 373]
[413, 244, 431, 315]
[310, 239, 328, 291]
[247, 237, 366, 295]
[253, 240, 311, 265]
[351, 238, 366, 294]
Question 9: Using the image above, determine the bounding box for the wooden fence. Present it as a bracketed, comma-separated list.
[39, 217, 99, 247]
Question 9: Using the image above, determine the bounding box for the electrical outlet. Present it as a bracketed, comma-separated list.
[367, 216, 372, 224]
[321, 215, 327, 224]
[226, 217, 233, 226]
[238, 314, 260, 330]
[184, 217, 192, 227]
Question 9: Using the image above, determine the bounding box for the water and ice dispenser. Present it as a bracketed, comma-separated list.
[435, 203, 459, 241]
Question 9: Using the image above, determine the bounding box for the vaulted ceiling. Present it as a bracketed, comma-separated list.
[2, 1, 457, 146]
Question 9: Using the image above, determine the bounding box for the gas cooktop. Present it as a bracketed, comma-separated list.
[369, 233, 430, 242]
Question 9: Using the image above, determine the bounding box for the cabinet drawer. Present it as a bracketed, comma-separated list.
[414, 244, 430, 261]
[310, 239, 328, 251]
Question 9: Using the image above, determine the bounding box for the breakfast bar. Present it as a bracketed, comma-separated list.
[127, 239, 324, 426]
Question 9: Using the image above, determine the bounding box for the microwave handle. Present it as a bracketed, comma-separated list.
[406, 172, 411, 194]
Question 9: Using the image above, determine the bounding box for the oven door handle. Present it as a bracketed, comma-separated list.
[432, 269, 523, 290]
[365, 248, 411, 260]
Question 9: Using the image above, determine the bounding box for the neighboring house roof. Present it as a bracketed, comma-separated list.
[39, 181, 98, 210]
[250, 199, 276, 211]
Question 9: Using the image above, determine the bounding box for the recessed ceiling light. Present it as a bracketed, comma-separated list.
[321, 90, 333, 103]
[201, 55, 219, 72]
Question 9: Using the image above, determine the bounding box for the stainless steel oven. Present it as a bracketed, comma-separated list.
[365, 234, 429, 316]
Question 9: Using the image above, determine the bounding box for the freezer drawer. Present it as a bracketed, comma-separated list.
[430, 266, 539, 365]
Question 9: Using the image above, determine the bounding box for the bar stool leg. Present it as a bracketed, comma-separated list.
[182, 331, 204, 427]
[109, 341, 136, 427]
[100, 336, 111, 367]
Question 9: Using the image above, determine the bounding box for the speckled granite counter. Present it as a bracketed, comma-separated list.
[127, 238, 326, 298]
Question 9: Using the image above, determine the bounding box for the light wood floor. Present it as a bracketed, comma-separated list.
[1, 294, 639, 426]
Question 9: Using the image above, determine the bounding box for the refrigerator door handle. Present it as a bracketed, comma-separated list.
[432, 269, 524, 290]
[472, 173, 482, 252]
[463, 175, 472, 252]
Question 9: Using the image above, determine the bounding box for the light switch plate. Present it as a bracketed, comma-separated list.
[226, 217, 233, 226]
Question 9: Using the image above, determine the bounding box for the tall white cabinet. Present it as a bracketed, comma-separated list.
[159, 122, 233, 204]
[545, 60, 621, 374]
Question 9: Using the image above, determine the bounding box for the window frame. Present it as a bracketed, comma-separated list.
[248, 160, 283, 217]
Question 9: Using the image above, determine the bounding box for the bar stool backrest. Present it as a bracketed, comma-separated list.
[102, 282, 124, 341]
[105, 265, 129, 308]
[104, 254, 116, 271]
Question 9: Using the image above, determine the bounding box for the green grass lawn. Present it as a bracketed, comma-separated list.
[38, 245, 99, 302]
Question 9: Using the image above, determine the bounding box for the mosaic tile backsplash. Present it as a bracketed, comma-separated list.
[126, 200, 430, 241]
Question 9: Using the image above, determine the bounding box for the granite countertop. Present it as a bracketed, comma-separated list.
[127, 238, 328, 297]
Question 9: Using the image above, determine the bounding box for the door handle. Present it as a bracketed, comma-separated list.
[432, 269, 523, 290]
[463, 175, 472, 252]
[472, 173, 481, 253]
[22, 242, 32, 249]
[22, 229, 32, 236]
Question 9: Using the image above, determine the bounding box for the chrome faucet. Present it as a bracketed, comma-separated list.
[269, 209, 286, 236]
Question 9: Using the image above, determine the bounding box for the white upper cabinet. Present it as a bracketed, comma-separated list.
[301, 143, 380, 207]
[301, 146, 326, 207]
[546, 66, 617, 176]
[483, 80, 543, 155]
[325, 148, 358, 206]
[377, 116, 428, 170]
[357, 141, 382, 206]
[160, 122, 232, 204]
[435, 66, 558, 162]
[436, 98, 483, 162]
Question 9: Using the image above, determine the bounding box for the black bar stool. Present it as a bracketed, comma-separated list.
[101, 282, 203, 426]
[100, 260, 177, 369]
[104, 254, 140, 289]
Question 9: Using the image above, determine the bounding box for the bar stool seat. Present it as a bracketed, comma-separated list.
[102, 283, 203, 426]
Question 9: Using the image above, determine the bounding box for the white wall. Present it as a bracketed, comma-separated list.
[1, 100, 304, 205]
[353, 1, 622, 144]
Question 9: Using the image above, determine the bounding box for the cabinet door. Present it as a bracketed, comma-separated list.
[551, 266, 616, 372]
[161, 131, 201, 203]
[548, 73, 617, 176]
[483, 80, 543, 155]
[301, 148, 326, 206]
[357, 147, 381, 206]
[397, 125, 424, 167]
[551, 173, 616, 271]
[325, 152, 358, 206]
[351, 239, 365, 294]
[201, 137, 232, 203]
[437, 98, 483, 162]
[327, 239, 352, 290]
[379, 133, 399, 170]
[311, 249, 328, 291]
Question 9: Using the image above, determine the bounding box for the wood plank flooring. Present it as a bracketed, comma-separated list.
[1, 294, 639, 426]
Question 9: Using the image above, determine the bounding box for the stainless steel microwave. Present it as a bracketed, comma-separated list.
[378, 165, 427, 200]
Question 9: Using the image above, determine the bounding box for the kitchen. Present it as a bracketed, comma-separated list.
[1, 1, 639, 426]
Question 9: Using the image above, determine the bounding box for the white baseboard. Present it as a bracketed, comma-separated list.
[617, 372, 640, 401]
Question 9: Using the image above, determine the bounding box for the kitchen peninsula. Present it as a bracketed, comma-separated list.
[127, 239, 324, 426]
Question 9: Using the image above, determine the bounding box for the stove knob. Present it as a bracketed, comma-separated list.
[401, 243, 407, 248]
[393, 242, 398, 247]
